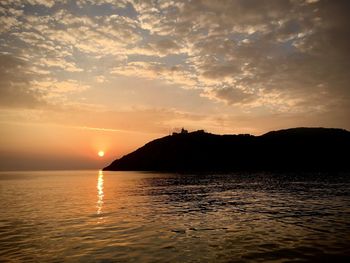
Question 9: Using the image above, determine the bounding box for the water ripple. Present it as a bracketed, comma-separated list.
[0, 171, 349, 262]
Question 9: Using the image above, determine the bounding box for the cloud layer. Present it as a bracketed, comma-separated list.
[0, 0, 349, 133]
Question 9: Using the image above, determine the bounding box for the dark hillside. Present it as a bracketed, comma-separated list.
[104, 128, 350, 172]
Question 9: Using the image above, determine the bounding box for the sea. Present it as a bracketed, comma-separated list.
[0, 170, 349, 262]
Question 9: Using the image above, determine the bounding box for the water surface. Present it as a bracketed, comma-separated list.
[0, 170, 349, 262]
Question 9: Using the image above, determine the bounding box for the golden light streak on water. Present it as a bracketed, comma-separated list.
[97, 170, 104, 216]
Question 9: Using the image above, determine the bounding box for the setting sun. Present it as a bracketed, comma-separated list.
[98, 151, 105, 157]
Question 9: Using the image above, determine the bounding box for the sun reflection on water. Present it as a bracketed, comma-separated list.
[97, 170, 104, 215]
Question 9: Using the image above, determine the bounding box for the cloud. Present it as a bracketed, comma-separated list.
[0, 54, 46, 108]
[26, 0, 55, 8]
[37, 57, 83, 72]
[142, 38, 184, 56]
[33, 78, 90, 96]
[76, 0, 129, 8]
[204, 86, 256, 105]
[20, 11, 141, 58]
[0, 16, 20, 33]
[111, 61, 196, 87]
[1, 0, 58, 8]
[0, 53, 90, 109]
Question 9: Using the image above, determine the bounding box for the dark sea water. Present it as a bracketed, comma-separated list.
[0, 170, 349, 262]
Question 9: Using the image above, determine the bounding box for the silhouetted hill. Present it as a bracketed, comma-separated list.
[103, 128, 350, 172]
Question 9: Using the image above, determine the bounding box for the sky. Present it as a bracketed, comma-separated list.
[0, 0, 349, 170]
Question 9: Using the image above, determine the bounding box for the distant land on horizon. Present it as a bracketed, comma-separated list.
[103, 127, 350, 172]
